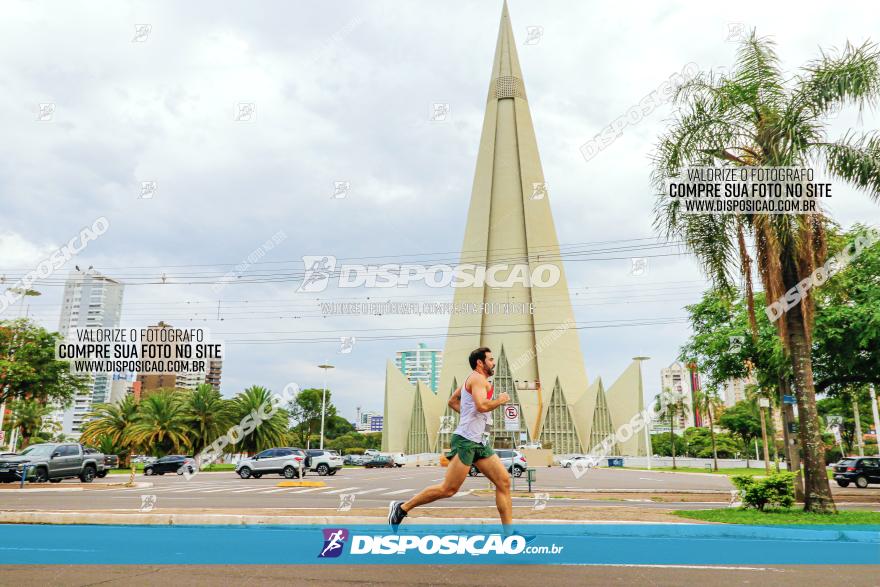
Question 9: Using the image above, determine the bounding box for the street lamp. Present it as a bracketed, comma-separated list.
[318, 363, 335, 450]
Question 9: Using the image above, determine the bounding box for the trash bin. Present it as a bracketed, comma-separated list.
[607, 457, 624, 467]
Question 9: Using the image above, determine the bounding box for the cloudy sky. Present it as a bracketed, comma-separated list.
[1, 0, 878, 421]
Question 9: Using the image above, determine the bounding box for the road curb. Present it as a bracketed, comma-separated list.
[0, 511, 692, 526]
[0, 481, 153, 492]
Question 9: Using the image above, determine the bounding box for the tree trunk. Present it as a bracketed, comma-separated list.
[784, 300, 836, 513]
[853, 398, 864, 457]
[779, 377, 804, 500]
[670, 408, 676, 469]
[708, 405, 718, 471]
[759, 405, 771, 475]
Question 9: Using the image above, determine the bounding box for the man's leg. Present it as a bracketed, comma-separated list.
[400, 454, 470, 513]
[474, 454, 512, 526]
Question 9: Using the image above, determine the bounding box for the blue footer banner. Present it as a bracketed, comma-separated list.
[1, 524, 877, 565]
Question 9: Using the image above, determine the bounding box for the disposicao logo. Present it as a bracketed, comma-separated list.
[318, 528, 349, 558]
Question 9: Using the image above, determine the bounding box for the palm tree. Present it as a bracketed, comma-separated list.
[126, 390, 192, 456]
[81, 395, 139, 465]
[694, 388, 723, 471]
[7, 399, 52, 448]
[652, 32, 880, 512]
[230, 386, 289, 455]
[655, 388, 686, 469]
[183, 384, 233, 455]
[745, 382, 781, 473]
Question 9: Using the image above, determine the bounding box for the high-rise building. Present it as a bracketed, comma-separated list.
[382, 4, 650, 456]
[356, 410, 381, 432]
[394, 343, 443, 392]
[722, 375, 756, 407]
[656, 362, 699, 432]
[51, 269, 124, 437]
[136, 322, 221, 393]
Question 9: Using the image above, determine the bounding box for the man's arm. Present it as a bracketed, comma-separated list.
[448, 387, 462, 413]
[470, 379, 509, 413]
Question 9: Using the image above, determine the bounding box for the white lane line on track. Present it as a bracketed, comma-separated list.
[200, 488, 234, 493]
[230, 487, 270, 493]
[384, 488, 413, 495]
[285, 487, 327, 494]
[323, 487, 360, 494]
[351, 488, 389, 495]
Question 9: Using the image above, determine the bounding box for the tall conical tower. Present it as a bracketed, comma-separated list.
[431, 2, 592, 453]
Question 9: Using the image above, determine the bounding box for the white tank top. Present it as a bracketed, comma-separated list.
[453, 372, 494, 444]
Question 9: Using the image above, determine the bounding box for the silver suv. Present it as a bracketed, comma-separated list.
[236, 448, 308, 479]
[305, 449, 343, 476]
[467, 449, 527, 477]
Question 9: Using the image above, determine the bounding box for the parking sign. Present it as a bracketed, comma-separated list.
[504, 404, 520, 431]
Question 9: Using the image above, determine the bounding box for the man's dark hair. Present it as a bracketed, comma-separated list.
[469, 347, 492, 370]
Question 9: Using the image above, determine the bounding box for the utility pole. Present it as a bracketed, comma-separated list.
[318, 363, 335, 450]
[780, 378, 803, 500]
[853, 398, 864, 457]
[870, 386, 880, 456]
[758, 397, 771, 475]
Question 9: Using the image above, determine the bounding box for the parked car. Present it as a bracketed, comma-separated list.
[500, 450, 527, 476]
[560, 455, 594, 468]
[82, 447, 112, 478]
[363, 449, 381, 458]
[93, 453, 119, 477]
[143, 455, 195, 476]
[833, 457, 880, 488]
[0, 443, 103, 483]
[343, 454, 367, 466]
[236, 448, 309, 479]
[306, 449, 343, 476]
[364, 455, 395, 468]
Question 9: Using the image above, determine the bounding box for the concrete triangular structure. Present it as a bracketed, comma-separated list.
[381, 359, 415, 452]
[537, 378, 583, 453]
[488, 346, 531, 448]
[589, 379, 619, 455]
[435, 378, 460, 452]
[405, 382, 431, 454]
[605, 360, 651, 456]
[433, 0, 590, 453]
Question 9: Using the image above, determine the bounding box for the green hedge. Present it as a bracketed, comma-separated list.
[731, 472, 796, 510]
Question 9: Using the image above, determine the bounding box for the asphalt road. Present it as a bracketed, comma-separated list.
[2, 466, 876, 512]
[0, 466, 742, 512]
[2, 564, 876, 587]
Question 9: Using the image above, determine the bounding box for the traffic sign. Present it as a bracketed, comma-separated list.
[827, 415, 844, 427]
[504, 404, 520, 431]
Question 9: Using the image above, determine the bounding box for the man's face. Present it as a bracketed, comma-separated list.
[480, 353, 495, 377]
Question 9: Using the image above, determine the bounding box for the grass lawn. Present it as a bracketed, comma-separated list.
[674, 508, 880, 525]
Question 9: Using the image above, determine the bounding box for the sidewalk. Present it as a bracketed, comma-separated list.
[0, 505, 695, 526]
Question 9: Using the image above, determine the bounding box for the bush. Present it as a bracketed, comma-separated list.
[344, 447, 365, 455]
[824, 445, 843, 465]
[731, 472, 797, 511]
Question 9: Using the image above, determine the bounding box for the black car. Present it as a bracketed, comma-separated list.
[364, 455, 394, 468]
[143, 455, 195, 476]
[833, 457, 880, 488]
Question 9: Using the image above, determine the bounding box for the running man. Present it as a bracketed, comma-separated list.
[388, 347, 512, 530]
